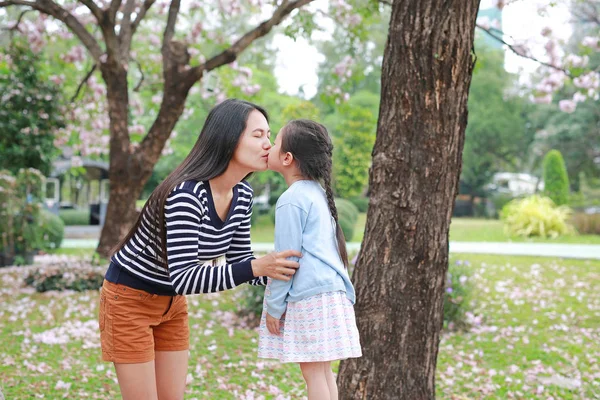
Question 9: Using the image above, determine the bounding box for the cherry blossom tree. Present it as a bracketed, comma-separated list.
[0, 0, 324, 256]
[476, 0, 600, 113]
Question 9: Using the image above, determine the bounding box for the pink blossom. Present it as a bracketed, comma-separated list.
[540, 27, 552, 37]
[531, 94, 552, 105]
[55, 380, 71, 390]
[564, 54, 589, 69]
[573, 92, 586, 103]
[573, 72, 600, 90]
[582, 36, 600, 50]
[558, 99, 576, 113]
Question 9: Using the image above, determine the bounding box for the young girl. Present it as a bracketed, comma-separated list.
[258, 119, 362, 399]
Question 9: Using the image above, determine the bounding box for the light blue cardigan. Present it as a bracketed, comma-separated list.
[266, 180, 356, 319]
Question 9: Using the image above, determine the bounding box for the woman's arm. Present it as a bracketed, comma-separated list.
[166, 188, 256, 295]
[165, 189, 300, 295]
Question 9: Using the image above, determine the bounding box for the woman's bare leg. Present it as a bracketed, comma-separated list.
[155, 350, 189, 400]
[114, 361, 158, 400]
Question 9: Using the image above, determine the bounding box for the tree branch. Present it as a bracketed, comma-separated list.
[2, 8, 34, 32]
[187, 0, 314, 83]
[77, 0, 102, 21]
[108, 0, 122, 21]
[131, 0, 154, 34]
[162, 0, 180, 45]
[476, 24, 570, 75]
[0, 0, 104, 62]
[70, 64, 98, 102]
[132, 59, 144, 91]
[119, 0, 155, 61]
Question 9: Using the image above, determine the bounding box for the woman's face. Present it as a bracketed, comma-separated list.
[231, 110, 271, 172]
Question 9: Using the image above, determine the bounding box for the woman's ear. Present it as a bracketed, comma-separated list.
[282, 152, 294, 166]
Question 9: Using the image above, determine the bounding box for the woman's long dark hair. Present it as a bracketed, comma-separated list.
[112, 99, 268, 268]
[280, 119, 348, 267]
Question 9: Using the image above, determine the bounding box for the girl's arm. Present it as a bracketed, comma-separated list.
[266, 203, 307, 319]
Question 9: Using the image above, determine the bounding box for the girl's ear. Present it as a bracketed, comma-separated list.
[282, 152, 294, 166]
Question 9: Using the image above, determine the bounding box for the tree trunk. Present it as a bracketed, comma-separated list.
[337, 1, 480, 399]
[95, 58, 193, 258]
[96, 63, 137, 258]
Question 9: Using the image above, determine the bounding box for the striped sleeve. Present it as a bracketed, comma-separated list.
[225, 198, 266, 286]
[165, 188, 255, 295]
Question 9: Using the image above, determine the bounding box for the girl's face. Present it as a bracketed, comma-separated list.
[267, 126, 286, 173]
[231, 110, 271, 172]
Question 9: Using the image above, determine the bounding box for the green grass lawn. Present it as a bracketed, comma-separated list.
[1, 254, 598, 398]
[251, 213, 600, 245]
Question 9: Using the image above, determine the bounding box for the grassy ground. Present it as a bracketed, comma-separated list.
[249, 214, 600, 244]
[0, 254, 598, 399]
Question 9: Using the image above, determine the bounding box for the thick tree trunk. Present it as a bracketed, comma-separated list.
[95, 59, 192, 258]
[337, 1, 480, 399]
[96, 63, 138, 258]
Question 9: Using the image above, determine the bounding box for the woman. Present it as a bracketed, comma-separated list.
[98, 99, 301, 399]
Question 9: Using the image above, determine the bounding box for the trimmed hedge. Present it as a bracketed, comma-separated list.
[543, 150, 570, 206]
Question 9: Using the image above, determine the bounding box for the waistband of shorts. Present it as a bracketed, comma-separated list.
[105, 262, 177, 296]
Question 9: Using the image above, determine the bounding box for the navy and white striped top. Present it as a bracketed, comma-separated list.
[105, 180, 266, 295]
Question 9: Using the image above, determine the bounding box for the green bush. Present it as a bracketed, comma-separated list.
[501, 195, 575, 238]
[571, 213, 600, 235]
[348, 196, 369, 213]
[39, 210, 65, 250]
[24, 262, 105, 292]
[59, 209, 90, 225]
[335, 198, 359, 241]
[543, 150, 570, 206]
[444, 260, 473, 330]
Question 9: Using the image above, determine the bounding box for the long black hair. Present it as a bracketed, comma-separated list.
[280, 119, 348, 267]
[113, 99, 269, 267]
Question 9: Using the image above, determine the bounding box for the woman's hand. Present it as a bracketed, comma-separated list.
[266, 313, 281, 335]
[251, 250, 301, 281]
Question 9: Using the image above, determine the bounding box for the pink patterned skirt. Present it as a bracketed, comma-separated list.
[257, 287, 362, 363]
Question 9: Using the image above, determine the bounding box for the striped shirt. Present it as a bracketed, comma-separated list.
[106, 180, 266, 295]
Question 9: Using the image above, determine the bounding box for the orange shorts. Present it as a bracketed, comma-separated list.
[99, 280, 189, 364]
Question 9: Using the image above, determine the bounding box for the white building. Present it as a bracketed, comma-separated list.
[487, 172, 544, 197]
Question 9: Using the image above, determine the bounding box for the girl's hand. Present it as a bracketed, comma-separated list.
[251, 250, 302, 281]
[266, 313, 281, 335]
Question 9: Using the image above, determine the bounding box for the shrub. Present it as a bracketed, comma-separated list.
[543, 150, 570, 206]
[501, 195, 575, 238]
[444, 260, 473, 330]
[59, 209, 90, 225]
[571, 213, 600, 235]
[24, 262, 105, 292]
[335, 198, 359, 241]
[348, 196, 369, 213]
[39, 210, 65, 250]
[0, 168, 46, 265]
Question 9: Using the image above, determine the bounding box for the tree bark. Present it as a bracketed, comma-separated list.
[337, 1, 480, 399]
[96, 62, 138, 258]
